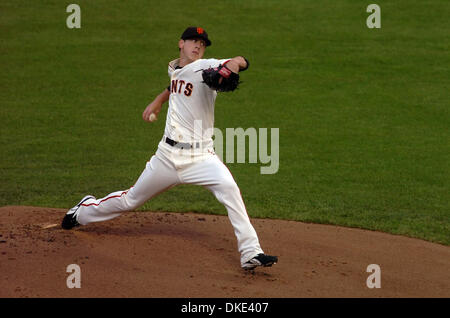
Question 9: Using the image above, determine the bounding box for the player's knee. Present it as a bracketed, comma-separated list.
[123, 194, 140, 211]
[222, 178, 239, 193]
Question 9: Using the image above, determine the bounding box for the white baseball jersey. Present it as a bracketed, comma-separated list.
[165, 58, 230, 143]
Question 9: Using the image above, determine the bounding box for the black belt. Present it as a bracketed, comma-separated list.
[165, 137, 200, 149]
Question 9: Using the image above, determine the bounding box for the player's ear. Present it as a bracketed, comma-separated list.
[178, 39, 184, 50]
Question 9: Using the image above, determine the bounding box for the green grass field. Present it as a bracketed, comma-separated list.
[1, 1, 449, 244]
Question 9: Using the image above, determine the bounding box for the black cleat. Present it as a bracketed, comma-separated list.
[61, 195, 94, 230]
[242, 253, 278, 270]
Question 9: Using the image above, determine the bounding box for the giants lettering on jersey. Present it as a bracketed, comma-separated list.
[171, 79, 193, 96]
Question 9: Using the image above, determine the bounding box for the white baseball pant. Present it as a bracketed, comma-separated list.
[76, 140, 264, 265]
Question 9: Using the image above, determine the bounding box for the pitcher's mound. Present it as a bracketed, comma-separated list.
[0, 206, 449, 297]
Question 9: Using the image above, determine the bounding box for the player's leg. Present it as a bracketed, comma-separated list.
[179, 155, 265, 266]
[75, 154, 180, 225]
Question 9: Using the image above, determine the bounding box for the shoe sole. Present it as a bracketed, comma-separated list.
[242, 260, 277, 270]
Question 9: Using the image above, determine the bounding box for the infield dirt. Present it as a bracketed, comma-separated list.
[0, 206, 449, 297]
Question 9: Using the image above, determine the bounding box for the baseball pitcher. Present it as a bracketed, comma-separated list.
[62, 27, 278, 270]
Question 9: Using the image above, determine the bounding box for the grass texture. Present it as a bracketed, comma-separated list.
[1, 1, 449, 244]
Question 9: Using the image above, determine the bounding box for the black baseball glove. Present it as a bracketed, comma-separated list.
[202, 64, 240, 92]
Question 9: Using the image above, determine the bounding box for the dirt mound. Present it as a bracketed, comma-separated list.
[0, 206, 449, 297]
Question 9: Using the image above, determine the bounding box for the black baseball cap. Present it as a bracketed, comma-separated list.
[181, 26, 211, 47]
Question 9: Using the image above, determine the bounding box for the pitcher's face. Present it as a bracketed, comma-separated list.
[179, 38, 206, 62]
